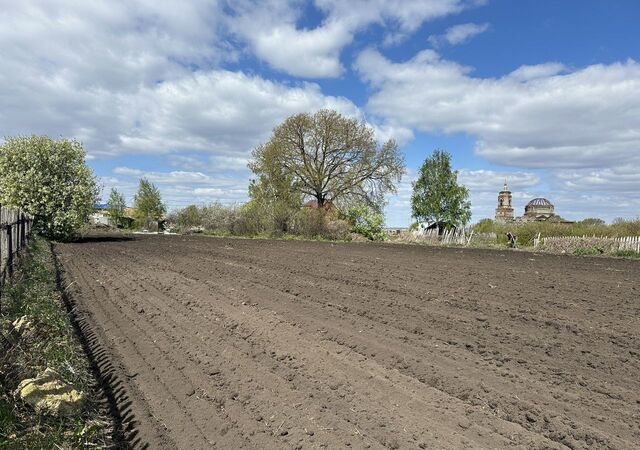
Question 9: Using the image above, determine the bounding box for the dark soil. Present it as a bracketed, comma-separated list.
[54, 235, 640, 449]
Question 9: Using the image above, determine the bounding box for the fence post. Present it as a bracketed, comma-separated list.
[7, 211, 13, 279]
[0, 205, 3, 311]
[19, 212, 24, 250]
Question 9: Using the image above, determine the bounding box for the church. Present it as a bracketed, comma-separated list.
[495, 181, 557, 222]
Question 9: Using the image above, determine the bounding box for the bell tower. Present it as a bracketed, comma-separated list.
[495, 180, 514, 222]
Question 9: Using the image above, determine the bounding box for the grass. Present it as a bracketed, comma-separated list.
[573, 247, 604, 256]
[612, 250, 640, 259]
[0, 236, 111, 449]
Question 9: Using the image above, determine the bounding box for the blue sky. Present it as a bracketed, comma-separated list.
[2, 0, 639, 226]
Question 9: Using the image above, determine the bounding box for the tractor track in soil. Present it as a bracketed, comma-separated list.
[54, 234, 640, 449]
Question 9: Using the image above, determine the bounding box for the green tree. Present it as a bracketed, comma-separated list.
[107, 188, 127, 228]
[0, 135, 98, 241]
[133, 178, 165, 230]
[248, 140, 302, 232]
[250, 109, 404, 212]
[411, 150, 471, 230]
[347, 204, 387, 241]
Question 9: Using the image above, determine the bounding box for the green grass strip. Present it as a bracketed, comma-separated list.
[0, 237, 111, 449]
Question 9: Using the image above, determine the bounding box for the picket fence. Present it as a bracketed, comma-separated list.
[412, 227, 474, 245]
[0, 205, 34, 304]
[615, 236, 640, 252]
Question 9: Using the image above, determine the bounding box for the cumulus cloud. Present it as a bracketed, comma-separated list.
[0, 1, 361, 159]
[112, 70, 359, 157]
[227, 0, 476, 77]
[355, 49, 640, 170]
[428, 22, 489, 47]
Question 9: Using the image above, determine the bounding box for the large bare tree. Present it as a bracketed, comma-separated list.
[250, 110, 404, 211]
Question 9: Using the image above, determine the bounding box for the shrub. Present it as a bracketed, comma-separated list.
[235, 201, 269, 235]
[347, 204, 387, 241]
[199, 202, 240, 233]
[611, 218, 640, 236]
[290, 208, 350, 240]
[176, 205, 202, 228]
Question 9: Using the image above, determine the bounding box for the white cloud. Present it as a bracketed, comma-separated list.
[114, 167, 215, 184]
[355, 49, 640, 170]
[113, 167, 144, 177]
[0, 1, 225, 92]
[227, 0, 476, 77]
[556, 165, 640, 193]
[428, 22, 489, 47]
[0, 1, 365, 161]
[1, 49, 359, 160]
[507, 63, 566, 81]
[236, 20, 352, 78]
[111, 70, 359, 157]
[458, 169, 540, 191]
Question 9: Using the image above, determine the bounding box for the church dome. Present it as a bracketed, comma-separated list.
[526, 198, 552, 207]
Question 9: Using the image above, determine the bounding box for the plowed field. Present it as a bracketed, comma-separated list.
[55, 235, 640, 449]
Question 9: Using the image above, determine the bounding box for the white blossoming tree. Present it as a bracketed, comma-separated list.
[0, 135, 99, 241]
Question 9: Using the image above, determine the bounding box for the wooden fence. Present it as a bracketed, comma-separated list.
[0, 205, 34, 302]
[411, 227, 475, 245]
[615, 236, 640, 252]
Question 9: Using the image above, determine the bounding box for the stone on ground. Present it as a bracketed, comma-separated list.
[17, 368, 85, 416]
[12, 315, 34, 335]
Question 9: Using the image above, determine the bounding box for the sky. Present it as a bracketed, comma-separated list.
[1, 0, 639, 226]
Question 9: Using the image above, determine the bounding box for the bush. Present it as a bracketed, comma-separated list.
[176, 205, 201, 228]
[234, 201, 269, 235]
[291, 208, 350, 240]
[347, 204, 387, 241]
[611, 218, 640, 236]
[200, 202, 241, 232]
[473, 218, 495, 234]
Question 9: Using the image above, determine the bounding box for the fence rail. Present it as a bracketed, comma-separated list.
[1, 204, 34, 302]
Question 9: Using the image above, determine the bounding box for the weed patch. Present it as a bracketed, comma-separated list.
[612, 250, 640, 258]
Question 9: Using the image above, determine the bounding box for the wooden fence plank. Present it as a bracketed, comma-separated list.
[0, 204, 34, 310]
